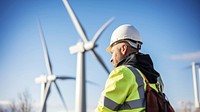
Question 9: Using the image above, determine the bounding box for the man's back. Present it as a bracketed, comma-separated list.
[96, 65, 147, 112]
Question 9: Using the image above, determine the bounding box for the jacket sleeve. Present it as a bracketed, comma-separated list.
[96, 66, 135, 112]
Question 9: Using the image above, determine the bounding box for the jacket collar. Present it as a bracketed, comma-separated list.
[116, 53, 160, 83]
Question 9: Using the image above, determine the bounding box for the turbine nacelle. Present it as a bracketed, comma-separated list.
[69, 41, 96, 54]
[84, 41, 96, 51]
[35, 75, 56, 84]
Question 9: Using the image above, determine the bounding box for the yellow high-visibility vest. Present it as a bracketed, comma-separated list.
[96, 65, 158, 112]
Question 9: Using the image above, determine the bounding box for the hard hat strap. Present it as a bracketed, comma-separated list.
[125, 39, 142, 50]
[110, 39, 142, 51]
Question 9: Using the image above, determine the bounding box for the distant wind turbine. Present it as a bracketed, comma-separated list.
[192, 62, 200, 112]
[62, 0, 114, 112]
[35, 18, 75, 112]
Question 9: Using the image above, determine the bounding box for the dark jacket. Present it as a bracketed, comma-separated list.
[116, 53, 160, 83]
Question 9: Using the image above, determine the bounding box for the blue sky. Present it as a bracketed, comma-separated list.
[0, 0, 200, 111]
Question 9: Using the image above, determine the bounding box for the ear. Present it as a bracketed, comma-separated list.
[121, 44, 128, 55]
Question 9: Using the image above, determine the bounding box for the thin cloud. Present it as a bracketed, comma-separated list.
[170, 51, 200, 60]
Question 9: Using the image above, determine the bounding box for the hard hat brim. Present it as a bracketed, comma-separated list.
[106, 39, 128, 53]
[106, 46, 111, 53]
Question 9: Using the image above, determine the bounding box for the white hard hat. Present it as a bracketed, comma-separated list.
[106, 24, 142, 53]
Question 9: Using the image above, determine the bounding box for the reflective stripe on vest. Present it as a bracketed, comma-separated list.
[103, 66, 146, 111]
[128, 66, 145, 99]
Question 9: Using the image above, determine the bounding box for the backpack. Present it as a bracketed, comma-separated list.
[143, 75, 175, 112]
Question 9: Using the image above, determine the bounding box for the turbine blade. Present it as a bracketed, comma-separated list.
[86, 80, 99, 86]
[40, 81, 52, 112]
[56, 76, 76, 80]
[55, 76, 97, 86]
[54, 81, 68, 111]
[37, 18, 53, 75]
[184, 65, 191, 70]
[90, 49, 110, 75]
[92, 17, 115, 43]
[62, 0, 88, 43]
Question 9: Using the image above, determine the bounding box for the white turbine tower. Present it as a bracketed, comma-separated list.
[35, 18, 75, 112]
[192, 62, 200, 112]
[62, 0, 114, 112]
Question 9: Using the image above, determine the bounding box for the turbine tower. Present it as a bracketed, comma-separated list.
[35, 18, 75, 112]
[192, 62, 200, 112]
[62, 0, 114, 112]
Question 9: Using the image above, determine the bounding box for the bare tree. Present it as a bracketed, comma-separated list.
[9, 100, 18, 112]
[8, 90, 32, 112]
[17, 90, 32, 112]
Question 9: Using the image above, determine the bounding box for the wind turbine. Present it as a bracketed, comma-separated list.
[35, 18, 75, 112]
[62, 0, 114, 112]
[192, 62, 200, 112]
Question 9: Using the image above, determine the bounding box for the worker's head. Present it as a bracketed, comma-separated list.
[107, 24, 143, 67]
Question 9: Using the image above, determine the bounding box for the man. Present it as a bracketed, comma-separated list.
[96, 24, 163, 112]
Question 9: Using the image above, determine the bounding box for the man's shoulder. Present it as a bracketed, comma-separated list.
[107, 65, 135, 84]
[110, 65, 135, 77]
[113, 65, 130, 72]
